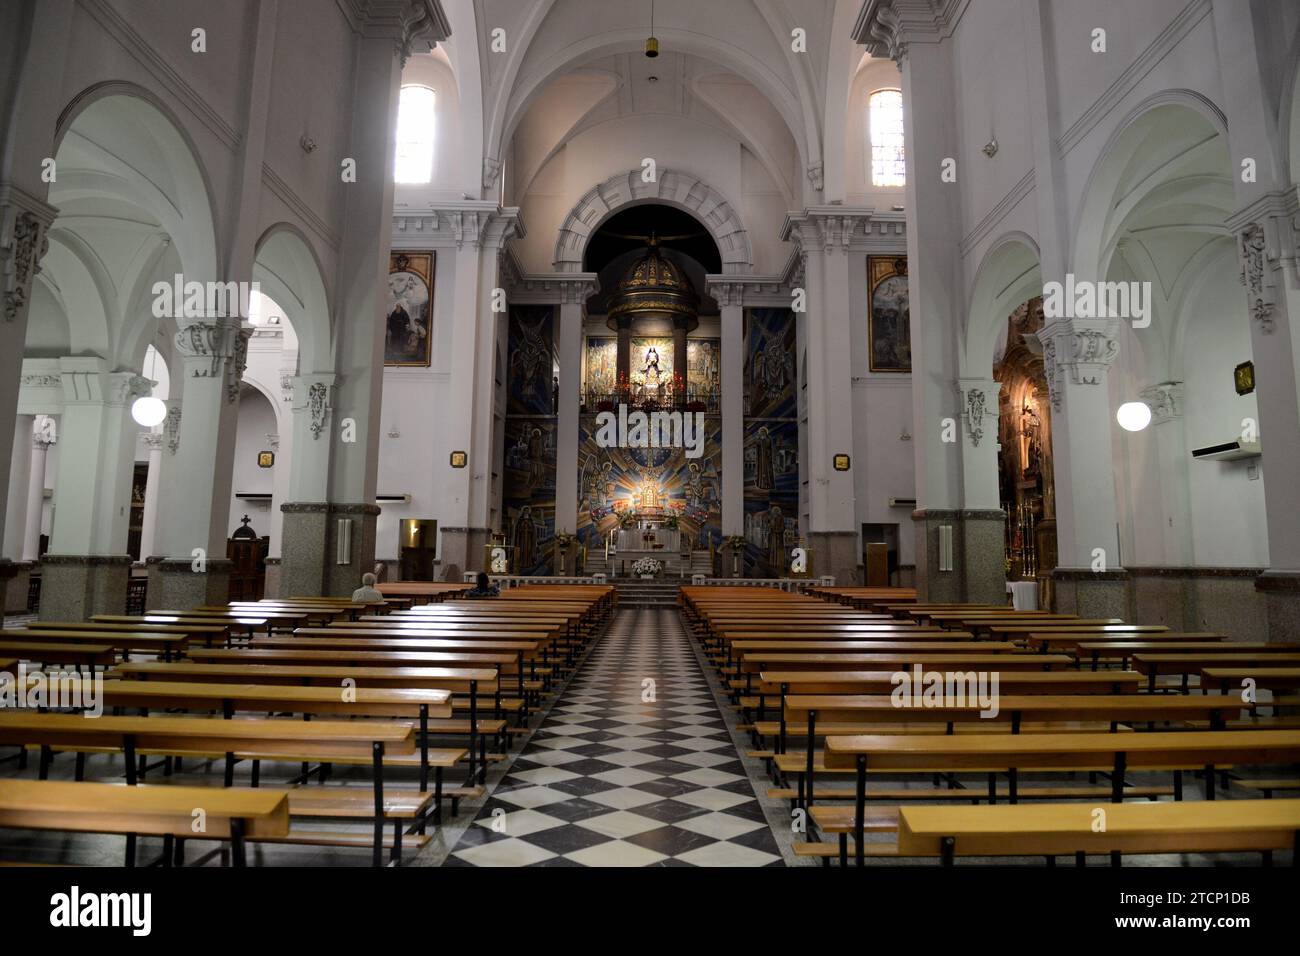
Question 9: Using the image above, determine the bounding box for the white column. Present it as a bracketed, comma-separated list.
[1039, 318, 1123, 569]
[48, 360, 149, 556]
[23, 421, 53, 560]
[157, 319, 248, 560]
[3, 415, 34, 560]
[138, 431, 165, 559]
[956, 378, 1002, 510]
[1138, 382, 1192, 565]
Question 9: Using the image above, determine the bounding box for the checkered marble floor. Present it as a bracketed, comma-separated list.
[445, 608, 783, 867]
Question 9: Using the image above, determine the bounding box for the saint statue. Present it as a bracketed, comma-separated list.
[639, 347, 665, 401]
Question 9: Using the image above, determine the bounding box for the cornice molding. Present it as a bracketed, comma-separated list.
[851, 0, 967, 60]
[393, 203, 524, 249]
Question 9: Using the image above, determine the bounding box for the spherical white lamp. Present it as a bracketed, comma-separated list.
[131, 395, 167, 427]
[1116, 401, 1152, 432]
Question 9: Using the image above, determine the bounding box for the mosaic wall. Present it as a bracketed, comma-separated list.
[742, 308, 799, 576]
[576, 417, 723, 554]
[503, 306, 558, 574]
[584, 337, 721, 398]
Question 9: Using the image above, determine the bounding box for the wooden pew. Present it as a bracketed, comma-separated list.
[0, 641, 115, 671]
[0, 779, 289, 867]
[1, 628, 187, 662]
[1074, 640, 1258, 674]
[736, 652, 1075, 675]
[822, 729, 1300, 865]
[782, 694, 1246, 809]
[0, 713, 416, 866]
[93, 613, 265, 642]
[894, 799, 1300, 865]
[1202, 667, 1300, 695]
[31, 620, 229, 649]
[1136, 652, 1300, 693]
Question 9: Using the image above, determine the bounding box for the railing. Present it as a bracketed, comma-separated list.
[581, 386, 720, 415]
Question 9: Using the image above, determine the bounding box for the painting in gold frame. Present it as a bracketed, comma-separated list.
[867, 255, 911, 372]
[385, 251, 435, 367]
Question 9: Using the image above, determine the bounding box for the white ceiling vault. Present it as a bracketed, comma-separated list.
[436, 0, 866, 204]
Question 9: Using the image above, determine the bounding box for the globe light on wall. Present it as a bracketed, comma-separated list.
[1116, 401, 1152, 432]
[132, 395, 167, 427]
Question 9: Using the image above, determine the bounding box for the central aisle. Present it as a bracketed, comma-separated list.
[446, 608, 784, 866]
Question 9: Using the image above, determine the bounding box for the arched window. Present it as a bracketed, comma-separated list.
[869, 89, 905, 187]
[394, 85, 436, 184]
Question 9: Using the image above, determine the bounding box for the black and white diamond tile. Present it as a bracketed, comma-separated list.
[447, 608, 784, 867]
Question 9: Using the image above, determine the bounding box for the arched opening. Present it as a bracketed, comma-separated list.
[19, 90, 218, 619]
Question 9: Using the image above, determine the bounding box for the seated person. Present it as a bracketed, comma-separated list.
[351, 572, 384, 604]
[464, 571, 500, 598]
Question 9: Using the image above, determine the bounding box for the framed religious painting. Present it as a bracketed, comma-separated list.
[867, 255, 911, 372]
[385, 251, 435, 367]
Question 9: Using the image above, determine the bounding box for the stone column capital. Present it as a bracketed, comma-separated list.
[1140, 381, 1184, 424]
[1036, 317, 1121, 412]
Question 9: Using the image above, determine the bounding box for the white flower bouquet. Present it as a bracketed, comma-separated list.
[632, 557, 662, 577]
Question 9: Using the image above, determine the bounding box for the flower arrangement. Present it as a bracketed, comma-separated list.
[632, 557, 662, 577]
[725, 535, 747, 552]
[554, 531, 576, 548]
[619, 512, 639, 529]
[662, 514, 679, 530]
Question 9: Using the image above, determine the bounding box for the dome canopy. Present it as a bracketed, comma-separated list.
[607, 239, 699, 330]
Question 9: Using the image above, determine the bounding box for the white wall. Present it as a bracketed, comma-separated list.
[227, 387, 278, 540]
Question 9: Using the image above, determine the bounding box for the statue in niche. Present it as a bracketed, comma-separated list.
[638, 348, 665, 402]
[513, 505, 538, 571]
[754, 426, 775, 491]
[1020, 402, 1042, 477]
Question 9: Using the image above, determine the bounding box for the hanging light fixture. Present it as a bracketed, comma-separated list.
[132, 321, 166, 427]
[645, 0, 659, 57]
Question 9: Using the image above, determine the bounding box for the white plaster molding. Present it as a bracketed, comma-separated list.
[1, 205, 51, 323]
[394, 203, 524, 250]
[852, 0, 969, 61]
[1037, 318, 1120, 411]
[1055, 0, 1215, 156]
[959, 169, 1035, 258]
[553, 169, 753, 275]
[1140, 381, 1183, 424]
[164, 402, 182, 455]
[956, 378, 998, 447]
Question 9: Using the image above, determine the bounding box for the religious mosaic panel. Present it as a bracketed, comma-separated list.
[743, 308, 799, 576]
[576, 418, 722, 554]
[507, 305, 559, 416]
[504, 306, 558, 574]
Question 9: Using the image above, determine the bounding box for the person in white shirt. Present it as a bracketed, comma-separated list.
[352, 572, 384, 604]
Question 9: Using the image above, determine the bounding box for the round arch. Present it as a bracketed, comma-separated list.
[963, 232, 1043, 374]
[54, 82, 220, 281]
[1072, 90, 1229, 283]
[553, 168, 753, 274]
[252, 223, 333, 374]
